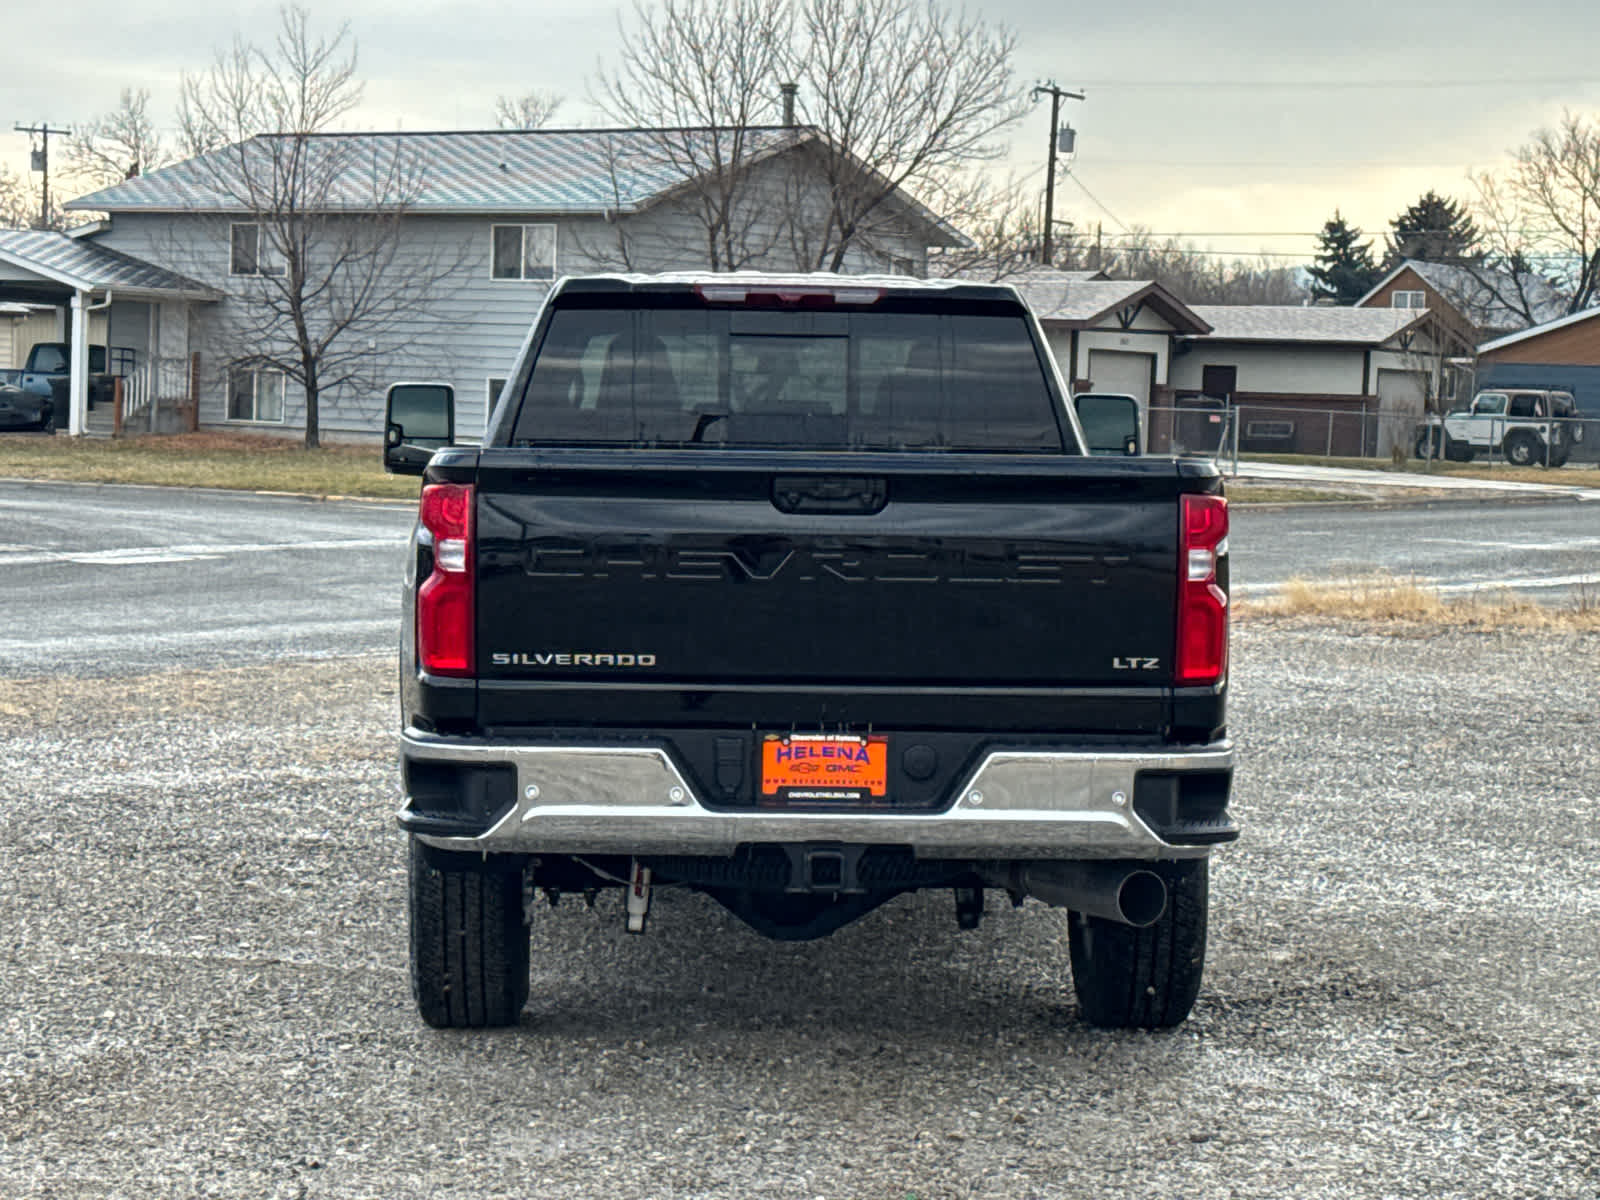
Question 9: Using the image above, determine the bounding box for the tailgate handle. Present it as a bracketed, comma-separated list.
[771, 475, 888, 515]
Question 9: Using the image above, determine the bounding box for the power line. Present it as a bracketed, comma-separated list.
[1064, 172, 1130, 235]
[1079, 159, 1501, 170]
[1072, 77, 1600, 90]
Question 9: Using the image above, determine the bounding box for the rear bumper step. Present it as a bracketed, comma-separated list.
[397, 730, 1234, 859]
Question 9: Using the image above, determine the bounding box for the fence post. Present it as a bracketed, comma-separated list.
[187, 352, 201, 432]
[1326, 410, 1334, 458]
[112, 377, 124, 439]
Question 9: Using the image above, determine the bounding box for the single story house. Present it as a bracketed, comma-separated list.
[1168, 305, 1440, 458]
[6, 125, 962, 438]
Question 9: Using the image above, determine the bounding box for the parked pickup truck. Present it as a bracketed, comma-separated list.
[384, 273, 1236, 1031]
[17, 342, 128, 427]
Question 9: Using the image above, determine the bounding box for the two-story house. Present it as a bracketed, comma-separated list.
[0, 126, 961, 438]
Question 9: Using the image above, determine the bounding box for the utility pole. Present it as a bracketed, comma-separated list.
[14, 121, 72, 229]
[1030, 82, 1083, 267]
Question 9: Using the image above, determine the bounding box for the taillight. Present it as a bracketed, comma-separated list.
[417, 483, 474, 676]
[1177, 493, 1228, 685]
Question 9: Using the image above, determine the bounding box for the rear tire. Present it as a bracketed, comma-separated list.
[1504, 432, 1541, 466]
[1413, 430, 1441, 460]
[1068, 858, 1208, 1029]
[408, 839, 529, 1028]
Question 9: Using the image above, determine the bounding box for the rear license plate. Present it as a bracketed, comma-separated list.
[761, 734, 888, 804]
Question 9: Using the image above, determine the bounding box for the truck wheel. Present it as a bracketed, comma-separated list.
[1413, 430, 1441, 460]
[1503, 432, 1541, 467]
[1447, 439, 1473, 463]
[1068, 858, 1207, 1029]
[408, 839, 529, 1028]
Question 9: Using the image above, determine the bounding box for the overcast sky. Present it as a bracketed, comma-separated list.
[7, 0, 1599, 268]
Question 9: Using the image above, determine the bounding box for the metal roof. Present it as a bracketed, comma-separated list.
[68, 127, 813, 216]
[0, 230, 218, 299]
[1187, 304, 1429, 346]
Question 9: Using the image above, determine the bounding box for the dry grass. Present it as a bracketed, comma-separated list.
[1237, 572, 1600, 631]
[1220, 483, 1368, 504]
[0, 431, 417, 499]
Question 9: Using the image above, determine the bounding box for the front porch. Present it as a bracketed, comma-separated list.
[0, 230, 217, 437]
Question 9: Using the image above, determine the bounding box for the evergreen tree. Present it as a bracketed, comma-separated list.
[1307, 210, 1381, 303]
[1386, 190, 1481, 265]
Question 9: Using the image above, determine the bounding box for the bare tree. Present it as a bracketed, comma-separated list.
[64, 89, 172, 190]
[177, 5, 467, 448]
[790, 0, 1025, 271]
[1470, 110, 1600, 320]
[594, 0, 796, 270]
[924, 170, 1043, 280]
[593, 0, 1024, 272]
[493, 90, 565, 130]
[1101, 229, 1306, 305]
[0, 164, 36, 229]
[0, 160, 71, 230]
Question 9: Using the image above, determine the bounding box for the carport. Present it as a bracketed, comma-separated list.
[0, 230, 216, 435]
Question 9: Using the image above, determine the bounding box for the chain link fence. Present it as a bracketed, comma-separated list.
[1146, 402, 1600, 471]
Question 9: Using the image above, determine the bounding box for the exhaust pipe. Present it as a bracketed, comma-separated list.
[985, 861, 1168, 928]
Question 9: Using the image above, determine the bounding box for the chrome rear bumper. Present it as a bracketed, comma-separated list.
[399, 730, 1233, 860]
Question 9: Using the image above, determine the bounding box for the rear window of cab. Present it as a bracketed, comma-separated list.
[506, 292, 1070, 453]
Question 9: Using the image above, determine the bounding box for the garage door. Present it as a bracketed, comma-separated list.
[1086, 349, 1154, 450]
[1376, 369, 1426, 459]
[1086, 349, 1153, 405]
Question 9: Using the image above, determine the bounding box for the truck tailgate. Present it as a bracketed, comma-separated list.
[471, 450, 1201, 731]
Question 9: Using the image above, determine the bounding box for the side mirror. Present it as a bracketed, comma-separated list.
[1074, 392, 1142, 456]
[383, 382, 455, 476]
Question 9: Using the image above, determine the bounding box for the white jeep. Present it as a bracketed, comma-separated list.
[1415, 388, 1581, 467]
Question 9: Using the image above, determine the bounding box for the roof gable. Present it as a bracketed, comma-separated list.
[1357, 258, 1566, 330]
[1007, 271, 1211, 334]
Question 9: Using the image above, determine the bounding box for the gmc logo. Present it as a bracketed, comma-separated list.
[523, 541, 1128, 585]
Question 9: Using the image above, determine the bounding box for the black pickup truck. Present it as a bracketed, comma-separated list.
[385, 273, 1235, 1030]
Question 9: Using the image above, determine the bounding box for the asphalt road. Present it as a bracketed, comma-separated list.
[0, 481, 415, 678]
[1232, 498, 1600, 602]
[2, 479, 1597, 681]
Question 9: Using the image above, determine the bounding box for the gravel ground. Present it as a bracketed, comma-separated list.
[2, 623, 1596, 1199]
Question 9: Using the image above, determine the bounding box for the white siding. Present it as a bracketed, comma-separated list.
[87, 155, 935, 440]
[1168, 343, 1366, 395]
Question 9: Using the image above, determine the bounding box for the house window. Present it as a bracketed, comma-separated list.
[230, 223, 284, 277]
[491, 224, 556, 281]
[227, 367, 285, 423]
[1391, 290, 1426, 309]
